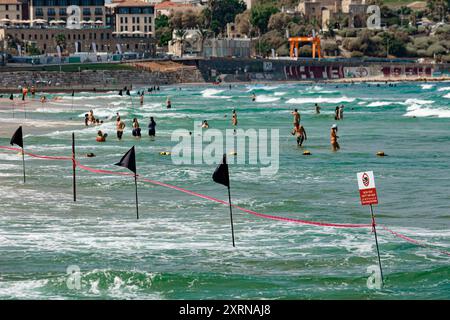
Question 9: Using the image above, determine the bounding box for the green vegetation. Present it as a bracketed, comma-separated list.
[151, 0, 450, 61]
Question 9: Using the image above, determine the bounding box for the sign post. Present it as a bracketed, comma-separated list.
[357, 171, 383, 286]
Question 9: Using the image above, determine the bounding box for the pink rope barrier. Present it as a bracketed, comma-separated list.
[1, 145, 449, 257]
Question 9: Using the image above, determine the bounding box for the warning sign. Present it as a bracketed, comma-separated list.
[357, 171, 378, 206]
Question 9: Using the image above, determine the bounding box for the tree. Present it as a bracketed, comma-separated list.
[156, 26, 173, 46]
[207, 0, 247, 34]
[155, 14, 169, 30]
[250, 4, 279, 34]
[234, 11, 251, 36]
[268, 12, 292, 31]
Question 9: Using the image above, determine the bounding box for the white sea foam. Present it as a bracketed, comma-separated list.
[421, 84, 434, 90]
[201, 89, 231, 99]
[255, 95, 280, 103]
[404, 104, 450, 118]
[286, 96, 355, 104]
[443, 93, 450, 99]
[404, 98, 434, 105]
[437, 86, 450, 92]
[274, 92, 287, 96]
[367, 101, 394, 107]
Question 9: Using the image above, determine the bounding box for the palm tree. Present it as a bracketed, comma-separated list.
[196, 26, 210, 57]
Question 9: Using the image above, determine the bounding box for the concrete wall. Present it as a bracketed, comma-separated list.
[0, 67, 204, 88]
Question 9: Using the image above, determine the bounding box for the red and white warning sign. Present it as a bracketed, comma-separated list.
[357, 171, 378, 206]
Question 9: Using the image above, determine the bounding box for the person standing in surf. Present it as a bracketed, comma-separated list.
[116, 117, 126, 140]
[140, 93, 144, 106]
[166, 97, 171, 109]
[132, 118, 141, 138]
[334, 106, 340, 120]
[330, 124, 340, 152]
[315, 103, 321, 114]
[292, 108, 300, 126]
[148, 117, 156, 137]
[339, 105, 344, 120]
[291, 123, 307, 147]
[232, 109, 237, 134]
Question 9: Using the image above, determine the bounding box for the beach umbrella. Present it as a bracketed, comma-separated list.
[114, 146, 139, 219]
[10, 126, 26, 183]
[95, 20, 103, 25]
[212, 154, 235, 247]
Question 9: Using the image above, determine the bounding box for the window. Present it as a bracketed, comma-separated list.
[144, 17, 147, 24]
[34, 34, 37, 40]
[82, 34, 85, 40]
[21, 34, 24, 39]
[125, 17, 128, 24]
[35, 8, 43, 17]
[68, 34, 71, 40]
[59, 8, 66, 16]
[132, 17, 135, 24]
[16, 14, 19, 19]
[144, 25, 147, 33]
[132, 26, 135, 32]
[106, 33, 110, 39]
[89, 33, 92, 39]
[100, 33, 104, 40]
[83, 8, 91, 16]
[120, 26, 123, 32]
[120, 17, 123, 24]
[16, 5, 19, 11]
[136, 17, 140, 24]
[93, 33, 96, 40]
[5, 5, 8, 11]
[46, 34, 48, 40]
[40, 34, 43, 40]
[48, 8, 56, 16]
[95, 8, 103, 16]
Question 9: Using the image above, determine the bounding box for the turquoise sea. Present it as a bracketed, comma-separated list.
[0, 82, 449, 299]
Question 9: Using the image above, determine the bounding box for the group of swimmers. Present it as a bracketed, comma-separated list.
[95, 112, 157, 143]
[84, 110, 104, 126]
[290, 105, 340, 152]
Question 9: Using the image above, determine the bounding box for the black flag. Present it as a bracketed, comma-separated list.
[9, 94, 13, 100]
[115, 146, 136, 174]
[212, 154, 229, 187]
[10, 126, 23, 148]
[118, 90, 123, 96]
[114, 146, 139, 219]
[71, 90, 75, 97]
[126, 89, 131, 96]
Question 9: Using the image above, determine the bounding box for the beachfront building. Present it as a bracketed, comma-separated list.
[0, 0, 157, 56]
[0, 0, 24, 22]
[113, 0, 155, 38]
[28, 0, 107, 26]
[0, 26, 156, 54]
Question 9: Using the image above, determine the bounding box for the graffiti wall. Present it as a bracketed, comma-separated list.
[284, 65, 344, 80]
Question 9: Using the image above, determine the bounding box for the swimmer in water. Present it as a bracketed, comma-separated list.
[84, 114, 89, 126]
[291, 123, 307, 147]
[132, 118, 141, 138]
[148, 116, 156, 137]
[334, 106, 340, 120]
[116, 117, 126, 140]
[96, 130, 107, 142]
[252, 93, 256, 101]
[339, 105, 344, 120]
[330, 124, 340, 152]
[315, 103, 321, 114]
[201, 120, 209, 128]
[140, 93, 144, 106]
[232, 109, 237, 133]
[292, 108, 300, 126]
[166, 97, 171, 109]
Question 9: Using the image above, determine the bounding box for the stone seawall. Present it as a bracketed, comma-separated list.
[0, 67, 205, 90]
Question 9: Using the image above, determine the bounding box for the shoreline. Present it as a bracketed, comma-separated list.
[0, 76, 449, 93]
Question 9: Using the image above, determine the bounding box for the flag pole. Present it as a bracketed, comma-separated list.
[227, 185, 235, 247]
[134, 173, 139, 220]
[72, 132, 76, 202]
[370, 204, 383, 285]
[21, 146, 26, 183]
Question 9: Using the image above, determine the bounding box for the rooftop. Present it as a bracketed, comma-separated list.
[115, 0, 155, 7]
[0, 0, 22, 4]
[155, 1, 194, 9]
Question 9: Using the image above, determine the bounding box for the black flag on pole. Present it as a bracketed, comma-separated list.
[71, 90, 75, 97]
[118, 90, 123, 96]
[212, 154, 235, 246]
[126, 89, 131, 96]
[10, 126, 23, 148]
[9, 94, 14, 100]
[212, 154, 230, 187]
[114, 146, 139, 219]
[115, 146, 136, 174]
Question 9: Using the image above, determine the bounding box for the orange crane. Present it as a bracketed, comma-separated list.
[288, 36, 322, 59]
